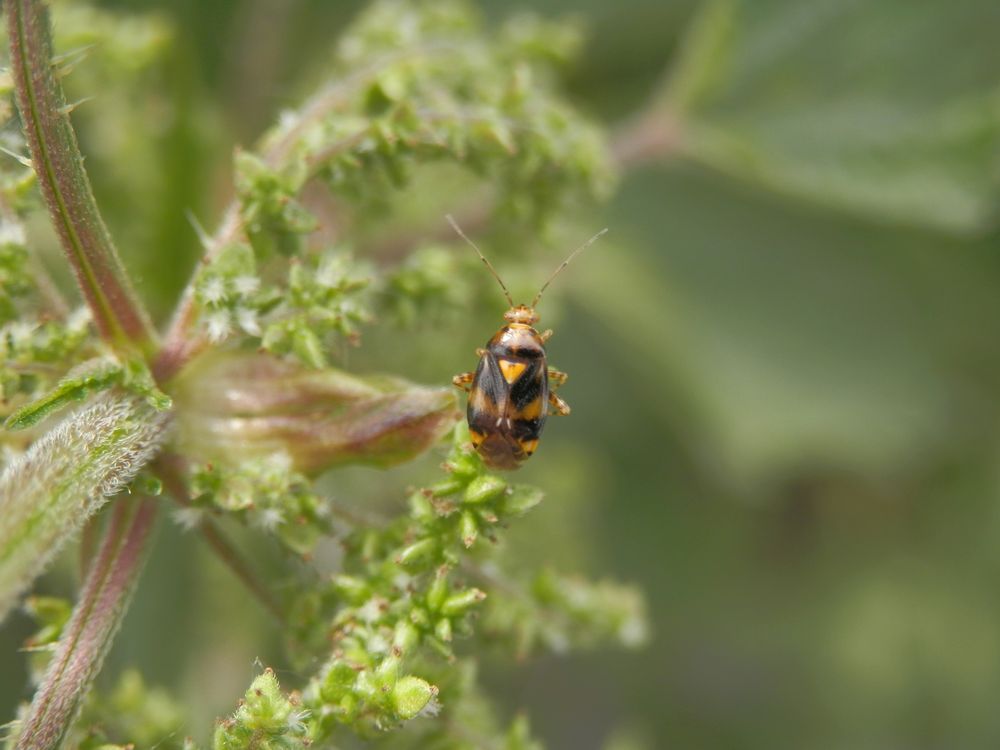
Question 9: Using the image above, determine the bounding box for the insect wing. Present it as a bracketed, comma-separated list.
[468, 350, 508, 431]
[507, 358, 547, 441]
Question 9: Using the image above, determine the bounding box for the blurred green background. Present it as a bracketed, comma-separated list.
[5, 0, 1000, 748]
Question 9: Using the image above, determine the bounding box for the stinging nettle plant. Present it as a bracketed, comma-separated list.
[0, 0, 673, 747]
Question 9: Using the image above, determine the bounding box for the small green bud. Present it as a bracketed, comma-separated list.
[448, 454, 481, 481]
[435, 616, 453, 643]
[501, 485, 544, 517]
[395, 538, 438, 569]
[291, 326, 327, 369]
[459, 510, 478, 548]
[392, 676, 436, 721]
[428, 477, 464, 497]
[393, 620, 420, 655]
[464, 474, 507, 504]
[426, 572, 449, 611]
[409, 606, 431, 628]
[408, 490, 435, 520]
[440, 588, 486, 617]
[374, 654, 400, 688]
[214, 668, 305, 750]
[332, 575, 370, 604]
[320, 662, 358, 702]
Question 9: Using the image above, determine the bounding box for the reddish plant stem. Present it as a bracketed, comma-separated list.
[16, 499, 158, 750]
[609, 107, 684, 169]
[5, 0, 156, 356]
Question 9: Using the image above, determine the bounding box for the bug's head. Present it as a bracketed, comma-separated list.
[504, 305, 539, 326]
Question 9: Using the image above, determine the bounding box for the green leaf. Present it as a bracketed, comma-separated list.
[173, 351, 459, 474]
[5, 356, 171, 430]
[0, 393, 169, 623]
[5, 358, 122, 429]
[662, 0, 737, 116]
[672, 0, 1000, 232]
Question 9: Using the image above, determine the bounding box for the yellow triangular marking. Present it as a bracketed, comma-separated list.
[499, 359, 527, 384]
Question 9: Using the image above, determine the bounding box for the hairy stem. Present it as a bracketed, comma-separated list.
[15, 498, 158, 750]
[5, 0, 156, 355]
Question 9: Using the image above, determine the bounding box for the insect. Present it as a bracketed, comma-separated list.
[448, 215, 607, 470]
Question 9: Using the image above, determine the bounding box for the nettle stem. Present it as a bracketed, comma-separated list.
[5, 0, 156, 357]
[15, 498, 158, 750]
[4, 3, 166, 748]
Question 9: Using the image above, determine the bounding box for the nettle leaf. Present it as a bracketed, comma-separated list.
[0, 393, 170, 623]
[172, 351, 458, 474]
[5, 356, 171, 430]
[670, 0, 1000, 233]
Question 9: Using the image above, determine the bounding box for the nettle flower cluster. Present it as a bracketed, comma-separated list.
[0, 1, 647, 749]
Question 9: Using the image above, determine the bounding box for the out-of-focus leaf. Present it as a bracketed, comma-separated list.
[667, 0, 1000, 233]
[572, 167, 1000, 487]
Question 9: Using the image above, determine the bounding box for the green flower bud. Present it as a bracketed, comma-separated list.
[392, 676, 436, 721]
[214, 669, 305, 750]
[426, 572, 449, 611]
[374, 655, 400, 688]
[440, 588, 486, 617]
[332, 575, 370, 604]
[459, 511, 479, 548]
[393, 621, 420, 655]
[395, 538, 438, 569]
[500, 485, 544, 517]
[435, 616, 453, 643]
[464, 474, 507, 505]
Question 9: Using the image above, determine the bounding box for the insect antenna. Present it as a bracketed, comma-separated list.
[531, 227, 608, 308]
[446, 214, 514, 307]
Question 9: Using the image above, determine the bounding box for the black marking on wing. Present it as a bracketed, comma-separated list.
[489, 340, 544, 360]
[509, 360, 546, 410]
[511, 415, 545, 441]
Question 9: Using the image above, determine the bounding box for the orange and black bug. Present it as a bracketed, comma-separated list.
[448, 215, 607, 470]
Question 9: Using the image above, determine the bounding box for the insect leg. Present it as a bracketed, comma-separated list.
[539, 329, 554, 343]
[452, 372, 475, 392]
[547, 367, 568, 390]
[548, 391, 571, 416]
